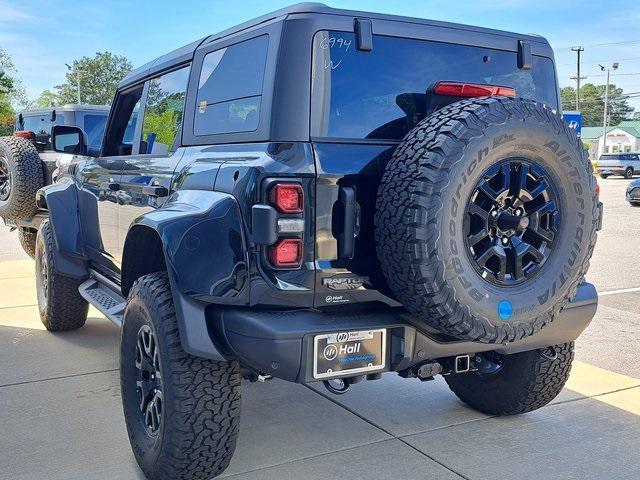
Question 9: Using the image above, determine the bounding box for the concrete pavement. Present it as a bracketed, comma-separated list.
[1, 177, 640, 479]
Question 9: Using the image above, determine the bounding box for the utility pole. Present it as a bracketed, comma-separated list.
[600, 62, 619, 155]
[65, 63, 81, 104]
[570, 47, 586, 110]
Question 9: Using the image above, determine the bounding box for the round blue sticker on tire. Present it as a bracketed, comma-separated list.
[498, 300, 513, 320]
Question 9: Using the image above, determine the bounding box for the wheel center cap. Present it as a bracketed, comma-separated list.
[496, 211, 529, 232]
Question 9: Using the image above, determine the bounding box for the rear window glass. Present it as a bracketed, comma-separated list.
[311, 31, 559, 140]
[17, 112, 66, 135]
[83, 114, 108, 150]
[194, 35, 268, 136]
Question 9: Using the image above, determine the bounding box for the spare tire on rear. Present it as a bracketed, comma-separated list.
[375, 97, 598, 344]
[0, 136, 44, 221]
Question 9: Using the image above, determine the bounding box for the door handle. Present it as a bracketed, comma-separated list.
[143, 185, 169, 198]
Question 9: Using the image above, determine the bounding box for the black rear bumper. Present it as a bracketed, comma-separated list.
[209, 282, 597, 383]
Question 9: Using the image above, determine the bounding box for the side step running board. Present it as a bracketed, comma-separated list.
[78, 278, 126, 327]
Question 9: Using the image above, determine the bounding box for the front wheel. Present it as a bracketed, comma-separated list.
[35, 220, 88, 331]
[445, 342, 574, 415]
[120, 272, 241, 480]
[600, 174, 610, 179]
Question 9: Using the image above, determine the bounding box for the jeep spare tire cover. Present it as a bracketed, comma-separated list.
[0, 136, 44, 221]
[375, 97, 598, 343]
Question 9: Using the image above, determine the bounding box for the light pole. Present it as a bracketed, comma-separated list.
[599, 62, 619, 155]
[65, 63, 82, 104]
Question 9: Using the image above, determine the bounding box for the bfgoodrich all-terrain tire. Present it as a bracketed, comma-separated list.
[0, 136, 44, 221]
[375, 97, 598, 344]
[18, 227, 37, 259]
[445, 342, 574, 415]
[120, 272, 241, 480]
[35, 220, 88, 331]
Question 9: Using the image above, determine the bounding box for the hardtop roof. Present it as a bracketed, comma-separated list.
[118, 2, 551, 90]
[18, 104, 110, 116]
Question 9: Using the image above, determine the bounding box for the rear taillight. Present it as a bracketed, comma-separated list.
[14, 130, 35, 139]
[434, 82, 516, 98]
[595, 180, 600, 197]
[268, 238, 303, 267]
[270, 183, 304, 213]
[266, 181, 305, 269]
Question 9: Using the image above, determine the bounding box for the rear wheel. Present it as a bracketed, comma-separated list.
[121, 272, 241, 480]
[35, 220, 88, 331]
[445, 342, 574, 415]
[625, 167, 634, 179]
[18, 227, 37, 259]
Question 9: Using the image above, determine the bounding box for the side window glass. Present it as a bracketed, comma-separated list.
[141, 66, 189, 155]
[83, 114, 108, 150]
[103, 86, 143, 157]
[195, 35, 268, 136]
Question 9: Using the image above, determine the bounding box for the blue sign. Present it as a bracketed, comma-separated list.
[563, 111, 582, 137]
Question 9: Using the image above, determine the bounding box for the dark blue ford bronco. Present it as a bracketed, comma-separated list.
[36, 4, 601, 479]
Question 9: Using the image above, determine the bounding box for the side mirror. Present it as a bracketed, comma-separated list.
[51, 125, 88, 155]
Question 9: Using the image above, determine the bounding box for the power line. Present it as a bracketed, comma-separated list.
[555, 39, 640, 51]
[585, 72, 640, 77]
[558, 57, 640, 68]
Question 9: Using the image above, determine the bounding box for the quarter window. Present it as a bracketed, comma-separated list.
[194, 35, 268, 135]
[141, 66, 190, 155]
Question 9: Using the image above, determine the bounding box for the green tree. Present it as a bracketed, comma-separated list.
[561, 83, 633, 127]
[33, 89, 59, 108]
[0, 48, 18, 135]
[55, 52, 132, 105]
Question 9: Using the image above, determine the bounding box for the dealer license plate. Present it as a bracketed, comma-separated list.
[313, 329, 386, 379]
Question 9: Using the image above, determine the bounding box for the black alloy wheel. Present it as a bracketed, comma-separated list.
[0, 156, 11, 201]
[135, 325, 164, 436]
[464, 159, 560, 286]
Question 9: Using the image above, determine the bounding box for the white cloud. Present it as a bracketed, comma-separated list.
[0, 2, 39, 24]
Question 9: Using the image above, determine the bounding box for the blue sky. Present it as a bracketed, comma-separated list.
[2, 0, 640, 111]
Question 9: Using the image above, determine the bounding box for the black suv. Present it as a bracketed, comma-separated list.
[36, 4, 601, 479]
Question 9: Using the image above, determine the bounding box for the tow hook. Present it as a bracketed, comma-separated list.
[322, 373, 380, 395]
[323, 378, 350, 395]
[538, 346, 558, 361]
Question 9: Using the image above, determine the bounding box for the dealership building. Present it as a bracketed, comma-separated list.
[582, 120, 640, 161]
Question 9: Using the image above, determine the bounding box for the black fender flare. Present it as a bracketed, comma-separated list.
[123, 190, 250, 360]
[36, 181, 88, 278]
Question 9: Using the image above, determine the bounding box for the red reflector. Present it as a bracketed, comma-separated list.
[434, 82, 516, 98]
[271, 183, 303, 213]
[595, 181, 600, 197]
[269, 238, 303, 267]
[14, 130, 35, 139]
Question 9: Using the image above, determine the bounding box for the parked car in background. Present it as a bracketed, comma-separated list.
[0, 104, 109, 257]
[596, 152, 640, 179]
[626, 178, 640, 206]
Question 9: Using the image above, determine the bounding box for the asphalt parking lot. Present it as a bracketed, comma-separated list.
[1, 177, 639, 480]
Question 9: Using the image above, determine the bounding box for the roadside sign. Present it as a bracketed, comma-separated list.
[563, 111, 582, 137]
